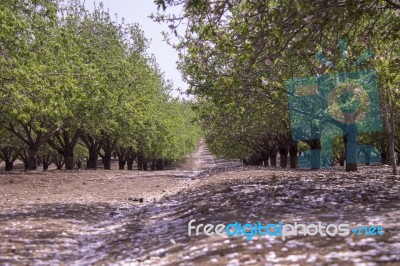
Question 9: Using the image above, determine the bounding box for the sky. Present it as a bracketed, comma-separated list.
[84, 0, 185, 97]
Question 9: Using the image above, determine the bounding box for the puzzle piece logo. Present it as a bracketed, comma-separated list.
[286, 40, 382, 168]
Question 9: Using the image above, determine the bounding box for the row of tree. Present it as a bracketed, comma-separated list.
[0, 0, 201, 171]
[155, 0, 400, 172]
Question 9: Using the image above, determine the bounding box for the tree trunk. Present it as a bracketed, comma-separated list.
[126, 148, 136, 170]
[137, 152, 144, 171]
[269, 150, 277, 167]
[125, 158, 133, 170]
[279, 146, 288, 168]
[381, 151, 388, 164]
[118, 159, 126, 170]
[87, 146, 98, 170]
[27, 147, 38, 170]
[52, 154, 64, 170]
[262, 151, 269, 166]
[387, 105, 398, 174]
[103, 153, 111, 170]
[116, 147, 127, 170]
[310, 149, 321, 169]
[0, 148, 18, 172]
[47, 130, 82, 170]
[19, 150, 29, 171]
[64, 155, 74, 170]
[310, 142, 320, 169]
[156, 159, 164, 170]
[307, 121, 322, 169]
[41, 154, 52, 171]
[6, 122, 64, 171]
[289, 141, 298, 169]
[306, 138, 321, 170]
[150, 159, 156, 171]
[344, 124, 358, 172]
[101, 137, 117, 170]
[388, 129, 397, 174]
[337, 146, 346, 166]
[365, 152, 371, 166]
[260, 150, 269, 166]
[64, 145, 74, 170]
[382, 83, 398, 174]
[19, 151, 29, 171]
[245, 153, 263, 165]
[76, 161, 82, 169]
[360, 146, 371, 166]
[5, 161, 13, 171]
[81, 134, 103, 170]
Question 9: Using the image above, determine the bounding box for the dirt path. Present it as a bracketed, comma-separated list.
[0, 141, 399, 265]
[179, 139, 217, 171]
[0, 140, 228, 265]
[0, 140, 216, 208]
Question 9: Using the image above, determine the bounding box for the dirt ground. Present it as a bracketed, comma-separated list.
[0, 142, 210, 208]
[0, 142, 261, 208]
[0, 155, 394, 210]
[0, 141, 399, 265]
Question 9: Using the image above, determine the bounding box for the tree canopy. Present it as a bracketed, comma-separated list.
[154, 0, 399, 172]
[0, 0, 200, 171]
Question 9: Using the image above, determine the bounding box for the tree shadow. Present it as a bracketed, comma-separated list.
[0, 174, 399, 264]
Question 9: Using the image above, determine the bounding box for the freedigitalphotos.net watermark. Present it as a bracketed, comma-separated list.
[188, 219, 384, 241]
[286, 39, 383, 168]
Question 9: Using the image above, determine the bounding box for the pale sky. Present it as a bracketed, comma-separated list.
[85, 0, 185, 97]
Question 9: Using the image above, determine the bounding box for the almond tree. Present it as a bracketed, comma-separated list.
[154, 0, 399, 172]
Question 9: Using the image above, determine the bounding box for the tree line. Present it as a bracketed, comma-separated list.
[0, 0, 201, 171]
[154, 0, 400, 173]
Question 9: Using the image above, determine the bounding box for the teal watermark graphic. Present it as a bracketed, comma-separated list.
[286, 40, 382, 168]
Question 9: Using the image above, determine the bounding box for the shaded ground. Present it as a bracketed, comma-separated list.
[0, 141, 399, 265]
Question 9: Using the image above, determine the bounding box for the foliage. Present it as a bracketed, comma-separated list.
[154, 0, 399, 171]
[0, 0, 200, 171]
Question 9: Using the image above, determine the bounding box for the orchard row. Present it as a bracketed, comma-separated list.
[0, 0, 201, 171]
[155, 0, 400, 172]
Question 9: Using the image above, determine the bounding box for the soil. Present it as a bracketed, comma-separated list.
[0, 142, 212, 208]
[0, 140, 399, 265]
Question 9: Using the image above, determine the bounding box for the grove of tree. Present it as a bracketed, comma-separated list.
[0, 0, 201, 171]
[154, 0, 400, 173]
